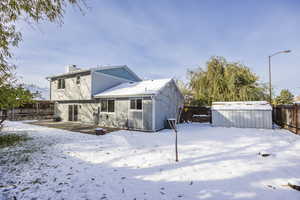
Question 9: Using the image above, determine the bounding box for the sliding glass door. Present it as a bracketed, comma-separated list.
[68, 105, 78, 121]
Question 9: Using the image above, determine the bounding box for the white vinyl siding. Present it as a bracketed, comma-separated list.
[212, 110, 272, 129]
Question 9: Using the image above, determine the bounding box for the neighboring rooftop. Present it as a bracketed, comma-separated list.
[94, 78, 172, 98]
[212, 101, 272, 110]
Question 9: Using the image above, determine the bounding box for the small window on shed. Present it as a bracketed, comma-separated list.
[136, 99, 142, 110]
[76, 76, 80, 84]
[100, 100, 107, 112]
[100, 100, 115, 113]
[130, 99, 136, 110]
[108, 100, 115, 112]
[130, 99, 142, 110]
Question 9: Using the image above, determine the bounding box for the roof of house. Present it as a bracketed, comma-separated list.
[212, 101, 272, 110]
[46, 65, 141, 82]
[94, 78, 172, 98]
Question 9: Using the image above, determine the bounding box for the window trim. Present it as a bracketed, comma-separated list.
[100, 99, 115, 113]
[130, 98, 143, 111]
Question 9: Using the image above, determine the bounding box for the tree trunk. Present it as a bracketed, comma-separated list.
[0, 110, 8, 131]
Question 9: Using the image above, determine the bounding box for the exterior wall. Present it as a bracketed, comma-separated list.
[79, 103, 97, 124]
[55, 102, 97, 124]
[55, 103, 68, 122]
[91, 72, 127, 96]
[51, 74, 92, 101]
[212, 110, 272, 129]
[98, 98, 128, 129]
[154, 80, 184, 131]
[97, 97, 153, 131]
[54, 97, 154, 131]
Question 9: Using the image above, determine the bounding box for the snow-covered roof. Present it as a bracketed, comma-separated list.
[212, 101, 272, 110]
[94, 78, 172, 98]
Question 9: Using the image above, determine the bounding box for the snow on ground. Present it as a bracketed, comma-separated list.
[1, 121, 300, 200]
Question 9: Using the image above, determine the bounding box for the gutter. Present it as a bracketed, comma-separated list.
[93, 93, 156, 99]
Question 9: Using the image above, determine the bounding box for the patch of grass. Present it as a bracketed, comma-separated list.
[0, 133, 29, 148]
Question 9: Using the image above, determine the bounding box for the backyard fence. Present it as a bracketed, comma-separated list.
[181, 106, 211, 123]
[273, 104, 300, 134]
[0, 101, 55, 121]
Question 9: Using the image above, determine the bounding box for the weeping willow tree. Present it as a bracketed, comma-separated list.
[188, 56, 268, 106]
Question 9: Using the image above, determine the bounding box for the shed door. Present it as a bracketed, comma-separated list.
[128, 99, 143, 130]
[128, 111, 143, 130]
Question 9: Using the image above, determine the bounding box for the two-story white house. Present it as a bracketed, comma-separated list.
[47, 65, 184, 131]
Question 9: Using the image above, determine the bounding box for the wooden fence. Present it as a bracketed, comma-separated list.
[181, 106, 211, 123]
[273, 104, 299, 134]
[0, 101, 55, 121]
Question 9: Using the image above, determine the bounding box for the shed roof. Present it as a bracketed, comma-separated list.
[212, 101, 272, 110]
[94, 78, 172, 98]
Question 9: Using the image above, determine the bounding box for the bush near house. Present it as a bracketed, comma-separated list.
[0, 133, 29, 148]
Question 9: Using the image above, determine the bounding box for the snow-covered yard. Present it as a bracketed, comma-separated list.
[1, 121, 300, 200]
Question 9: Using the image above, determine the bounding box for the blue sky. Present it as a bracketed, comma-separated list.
[13, 0, 300, 95]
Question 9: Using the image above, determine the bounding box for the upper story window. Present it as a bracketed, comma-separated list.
[100, 99, 115, 113]
[130, 99, 142, 110]
[76, 76, 80, 84]
[57, 79, 65, 89]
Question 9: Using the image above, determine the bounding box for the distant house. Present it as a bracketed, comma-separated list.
[294, 96, 300, 103]
[47, 65, 184, 131]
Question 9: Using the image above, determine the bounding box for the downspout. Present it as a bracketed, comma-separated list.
[152, 95, 156, 131]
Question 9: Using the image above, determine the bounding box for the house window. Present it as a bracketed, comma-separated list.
[108, 100, 115, 112]
[101, 100, 107, 112]
[130, 99, 142, 110]
[100, 100, 115, 112]
[130, 99, 136, 110]
[76, 76, 80, 84]
[57, 79, 65, 89]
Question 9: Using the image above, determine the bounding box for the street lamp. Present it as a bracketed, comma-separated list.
[268, 50, 291, 104]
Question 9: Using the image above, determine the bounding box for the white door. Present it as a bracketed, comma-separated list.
[128, 99, 143, 130]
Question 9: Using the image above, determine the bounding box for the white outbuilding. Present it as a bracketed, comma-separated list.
[211, 101, 272, 129]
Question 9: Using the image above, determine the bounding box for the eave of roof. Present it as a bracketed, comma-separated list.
[94, 93, 155, 98]
[93, 78, 172, 98]
[46, 65, 139, 80]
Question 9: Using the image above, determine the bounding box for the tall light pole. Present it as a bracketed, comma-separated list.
[268, 50, 291, 104]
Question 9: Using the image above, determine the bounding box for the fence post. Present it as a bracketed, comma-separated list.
[272, 105, 275, 124]
[296, 104, 299, 134]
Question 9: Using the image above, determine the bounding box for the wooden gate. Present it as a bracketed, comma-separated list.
[180, 106, 211, 123]
[273, 104, 299, 134]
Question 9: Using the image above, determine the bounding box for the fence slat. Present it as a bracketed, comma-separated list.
[273, 104, 300, 134]
[0, 102, 54, 121]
